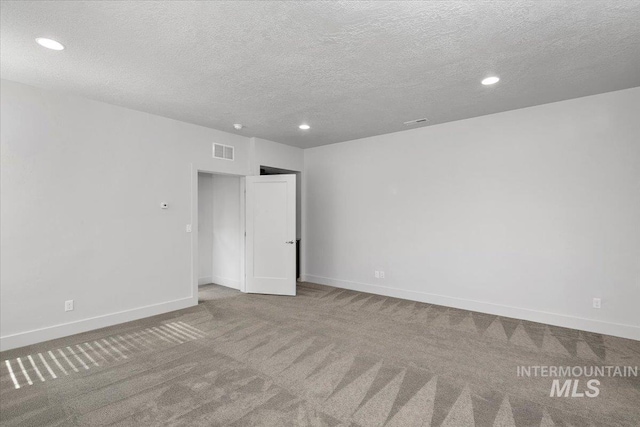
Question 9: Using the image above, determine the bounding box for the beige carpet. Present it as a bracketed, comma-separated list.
[1, 282, 639, 426]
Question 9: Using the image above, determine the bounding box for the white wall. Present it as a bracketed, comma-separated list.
[211, 175, 242, 290]
[303, 87, 640, 340]
[251, 137, 304, 175]
[197, 173, 214, 284]
[0, 79, 301, 350]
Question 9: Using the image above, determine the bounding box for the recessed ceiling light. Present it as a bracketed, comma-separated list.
[481, 76, 500, 85]
[299, 124, 310, 130]
[233, 123, 243, 130]
[35, 37, 65, 51]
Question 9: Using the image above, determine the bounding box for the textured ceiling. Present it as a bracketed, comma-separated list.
[1, 1, 639, 148]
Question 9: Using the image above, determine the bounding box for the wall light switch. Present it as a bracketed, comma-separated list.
[65, 300, 74, 312]
[186, 224, 192, 233]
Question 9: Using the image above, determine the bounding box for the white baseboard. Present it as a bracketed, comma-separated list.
[302, 274, 640, 341]
[198, 276, 213, 286]
[0, 296, 197, 352]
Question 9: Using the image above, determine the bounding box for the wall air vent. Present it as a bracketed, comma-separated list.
[403, 118, 429, 125]
[213, 143, 234, 161]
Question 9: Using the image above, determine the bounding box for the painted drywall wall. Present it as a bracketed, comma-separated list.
[303, 87, 640, 340]
[251, 137, 304, 175]
[211, 175, 242, 290]
[0, 79, 302, 350]
[198, 173, 214, 284]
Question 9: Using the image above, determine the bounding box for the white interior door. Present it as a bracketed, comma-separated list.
[245, 174, 296, 295]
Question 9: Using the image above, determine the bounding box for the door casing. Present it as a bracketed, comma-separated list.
[190, 164, 246, 303]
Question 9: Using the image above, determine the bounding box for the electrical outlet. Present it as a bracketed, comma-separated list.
[374, 271, 380, 278]
[186, 224, 192, 233]
[592, 298, 601, 309]
[379, 271, 385, 279]
[65, 300, 74, 312]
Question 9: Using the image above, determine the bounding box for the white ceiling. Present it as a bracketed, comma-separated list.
[2, 1, 639, 148]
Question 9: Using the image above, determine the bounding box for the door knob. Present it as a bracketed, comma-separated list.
[285, 240, 295, 244]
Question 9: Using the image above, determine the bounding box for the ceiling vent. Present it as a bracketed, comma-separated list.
[213, 143, 234, 161]
[403, 118, 429, 125]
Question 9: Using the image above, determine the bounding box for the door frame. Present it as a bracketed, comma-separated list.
[190, 163, 246, 303]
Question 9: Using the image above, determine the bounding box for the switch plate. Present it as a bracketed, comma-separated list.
[593, 298, 601, 309]
[65, 300, 74, 312]
[186, 224, 192, 233]
[374, 271, 380, 279]
[379, 271, 385, 279]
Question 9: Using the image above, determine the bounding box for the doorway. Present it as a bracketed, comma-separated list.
[190, 164, 298, 300]
[197, 172, 243, 293]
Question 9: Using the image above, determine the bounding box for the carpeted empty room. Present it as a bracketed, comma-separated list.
[1, 1, 639, 426]
[2, 284, 639, 426]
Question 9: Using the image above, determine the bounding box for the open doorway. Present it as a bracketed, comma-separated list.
[197, 172, 243, 299]
[260, 166, 302, 280]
